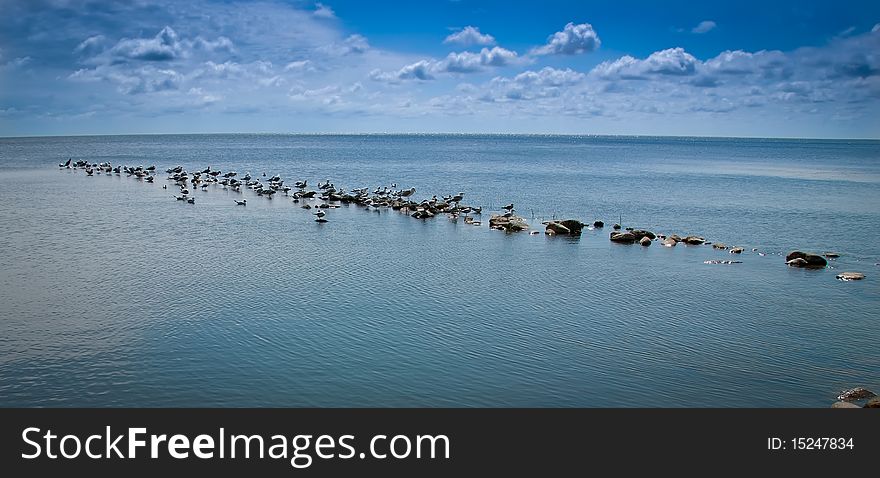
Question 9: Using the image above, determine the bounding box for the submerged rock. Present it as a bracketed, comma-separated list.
[836, 272, 865, 281]
[593, 220, 604, 228]
[639, 236, 652, 246]
[683, 235, 705, 245]
[712, 243, 727, 250]
[824, 252, 841, 258]
[704, 260, 742, 265]
[612, 223, 621, 230]
[609, 231, 636, 243]
[785, 251, 827, 268]
[837, 387, 876, 401]
[831, 401, 861, 409]
[661, 238, 677, 247]
[729, 247, 744, 254]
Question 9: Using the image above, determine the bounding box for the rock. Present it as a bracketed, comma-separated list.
[639, 236, 652, 246]
[866, 397, 880, 408]
[593, 221, 604, 228]
[836, 272, 865, 281]
[489, 214, 529, 232]
[543, 219, 585, 235]
[712, 243, 727, 250]
[612, 223, 621, 230]
[669, 234, 682, 243]
[831, 401, 861, 409]
[837, 387, 877, 401]
[683, 235, 705, 245]
[610, 231, 636, 243]
[661, 238, 677, 247]
[630, 229, 656, 241]
[544, 222, 570, 235]
[785, 251, 827, 268]
[704, 260, 742, 265]
[824, 252, 840, 258]
[729, 247, 744, 254]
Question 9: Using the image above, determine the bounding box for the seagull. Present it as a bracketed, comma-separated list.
[502, 203, 514, 213]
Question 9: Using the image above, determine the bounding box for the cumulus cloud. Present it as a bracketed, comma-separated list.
[313, 2, 335, 19]
[109, 26, 185, 61]
[443, 26, 496, 46]
[483, 67, 587, 101]
[692, 20, 717, 34]
[370, 60, 436, 82]
[81, 26, 235, 64]
[593, 47, 699, 79]
[531, 22, 600, 55]
[370, 46, 519, 82]
[442, 47, 519, 72]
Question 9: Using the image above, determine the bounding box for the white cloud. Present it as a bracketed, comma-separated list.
[443, 26, 496, 46]
[74, 35, 106, 54]
[109, 26, 185, 61]
[692, 20, 717, 34]
[531, 22, 600, 55]
[320, 34, 369, 55]
[370, 46, 519, 81]
[313, 3, 336, 19]
[370, 60, 436, 82]
[0, 56, 32, 70]
[442, 47, 519, 72]
[593, 47, 699, 78]
[284, 60, 315, 72]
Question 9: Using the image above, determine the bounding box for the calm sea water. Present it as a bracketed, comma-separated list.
[0, 134, 877, 407]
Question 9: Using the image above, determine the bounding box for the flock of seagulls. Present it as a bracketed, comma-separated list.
[59, 159, 502, 225]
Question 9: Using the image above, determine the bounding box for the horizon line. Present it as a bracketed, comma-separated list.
[1, 131, 879, 142]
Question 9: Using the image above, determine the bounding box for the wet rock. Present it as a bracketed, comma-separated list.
[639, 236, 652, 246]
[612, 223, 621, 230]
[824, 252, 840, 258]
[489, 214, 529, 232]
[630, 229, 656, 241]
[836, 272, 865, 281]
[866, 397, 880, 408]
[729, 247, 744, 254]
[704, 260, 742, 265]
[610, 231, 636, 243]
[683, 236, 705, 245]
[543, 219, 585, 235]
[831, 401, 861, 409]
[669, 234, 682, 243]
[837, 387, 876, 401]
[785, 251, 827, 268]
[545, 222, 570, 235]
[593, 221, 604, 228]
[712, 243, 727, 250]
[661, 238, 677, 247]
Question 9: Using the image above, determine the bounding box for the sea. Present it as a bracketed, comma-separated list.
[0, 134, 877, 407]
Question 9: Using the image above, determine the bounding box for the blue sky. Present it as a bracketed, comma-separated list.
[1, 0, 878, 137]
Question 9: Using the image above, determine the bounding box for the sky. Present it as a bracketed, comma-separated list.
[0, 0, 879, 138]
